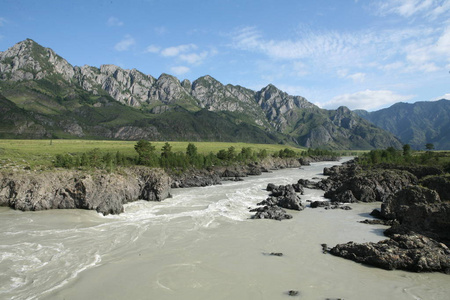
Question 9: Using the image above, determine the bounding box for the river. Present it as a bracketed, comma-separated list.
[1, 159, 449, 300]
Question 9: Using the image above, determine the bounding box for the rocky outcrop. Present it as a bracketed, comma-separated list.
[250, 206, 293, 221]
[258, 184, 304, 211]
[309, 201, 352, 210]
[329, 233, 450, 273]
[0, 167, 171, 215]
[170, 168, 222, 188]
[318, 162, 417, 203]
[420, 174, 450, 200]
[321, 159, 450, 273]
[381, 186, 450, 243]
[170, 157, 317, 188]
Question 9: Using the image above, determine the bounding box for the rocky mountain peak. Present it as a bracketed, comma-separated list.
[148, 73, 191, 104]
[0, 39, 74, 81]
[181, 79, 192, 90]
[331, 106, 357, 129]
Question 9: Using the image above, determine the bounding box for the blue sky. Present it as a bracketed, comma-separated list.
[0, 0, 449, 111]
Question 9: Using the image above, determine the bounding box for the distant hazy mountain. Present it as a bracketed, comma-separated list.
[0, 39, 402, 149]
[355, 100, 450, 150]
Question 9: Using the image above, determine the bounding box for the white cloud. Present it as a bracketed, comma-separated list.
[107, 16, 124, 27]
[436, 26, 450, 55]
[337, 69, 366, 82]
[161, 44, 197, 57]
[171, 66, 190, 75]
[322, 89, 415, 111]
[179, 51, 208, 64]
[0, 17, 6, 26]
[154, 44, 215, 65]
[434, 93, 450, 100]
[114, 35, 135, 52]
[145, 45, 160, 54]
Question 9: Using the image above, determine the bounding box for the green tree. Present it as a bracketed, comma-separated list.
[227, 146, 236, 160]
[217, 149, 228, 161]
[403, 144, 411, 156]
[186, 143, 198, 158]
[425, 143, 435, 150]
[257, 149, 268, 159]
[134, 140, 158, 166]
[161, 142, 173, 158]
[88, 148, 102, 167]
[239, 147, 253, 161]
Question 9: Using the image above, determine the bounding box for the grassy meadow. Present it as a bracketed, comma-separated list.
[0, 139, 307, 170]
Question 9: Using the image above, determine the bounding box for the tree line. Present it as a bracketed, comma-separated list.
[359, 144, 450, 171]
[53, 140, 338, 171]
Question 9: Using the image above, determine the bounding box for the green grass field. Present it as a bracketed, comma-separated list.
[0, 139, 307, 170]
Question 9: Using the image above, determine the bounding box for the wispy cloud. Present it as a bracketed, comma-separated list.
[145, 45, 160, 53]
[114, 35, 135, 52]
[337, 69, 366, 83]
[161, 44, 197, 57]
[0, 17, 6, 26]
[107, 16, 124, 27]
[179, 51, 209, 64]
[171, 66, 190, 75]
[374, 0, 450, 19]
[232, 23, 450, 80]
[322, 90, 415, 111]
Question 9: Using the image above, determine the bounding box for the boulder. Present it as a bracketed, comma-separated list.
[259, 184, 304, 211]
[250, 206, 293, 221]
[381, 186, 450, 242]
[329, 233, 450, 273]
[310, 201, 330, 208]
[420, 175, 450, 201]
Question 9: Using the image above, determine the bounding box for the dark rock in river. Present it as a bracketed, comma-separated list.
[297, 178, 317, 189]
[310, 201, 330, 208]
[329, 233, 450, 273]
[359, 219, 398, 226]
[170, 168, 222, 188]
[259, 184, 304, 211]
[250, 205, 293, 221]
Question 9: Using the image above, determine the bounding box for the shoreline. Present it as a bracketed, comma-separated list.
[0, 155, 340, 215]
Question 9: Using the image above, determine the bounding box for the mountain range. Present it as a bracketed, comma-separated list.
[355, 100, 450, 150]
[0, 38, 418, 149]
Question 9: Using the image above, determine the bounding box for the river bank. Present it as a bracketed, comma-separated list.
[0, 155, 338, 215]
